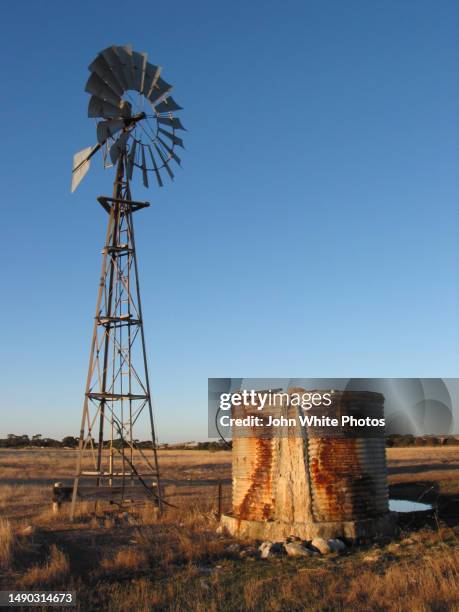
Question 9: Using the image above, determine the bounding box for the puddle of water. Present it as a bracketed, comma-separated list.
[389, 499, 432, 513]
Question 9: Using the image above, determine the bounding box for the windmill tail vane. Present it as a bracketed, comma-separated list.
[69, 45, 185, 520]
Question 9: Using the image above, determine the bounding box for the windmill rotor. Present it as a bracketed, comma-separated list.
[71, 44, 185, 193]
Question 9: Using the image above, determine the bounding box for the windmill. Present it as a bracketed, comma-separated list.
[69, 45, 184, 520]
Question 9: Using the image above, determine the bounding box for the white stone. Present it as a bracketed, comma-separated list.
[259, 541, 274, 558]
[284, 541, 313, 557]
[311, 537, 332, 554]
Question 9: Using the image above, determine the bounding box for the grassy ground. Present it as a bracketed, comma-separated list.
[0, 447, 458, 611]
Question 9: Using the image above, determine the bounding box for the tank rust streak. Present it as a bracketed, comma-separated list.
[236, 436, 274, 521]
[309, 437, 388, 521]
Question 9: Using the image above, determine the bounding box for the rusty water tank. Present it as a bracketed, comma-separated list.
[221, 389, 394, 540]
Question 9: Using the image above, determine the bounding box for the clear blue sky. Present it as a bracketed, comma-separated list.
[0, 0, 457, 442]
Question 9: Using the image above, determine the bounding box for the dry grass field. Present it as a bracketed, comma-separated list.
[0, 447, 458, 610]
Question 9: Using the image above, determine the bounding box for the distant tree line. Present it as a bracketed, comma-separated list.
[0, 435, 147, 449]
[161, 441, 232, 451]
[0, 434, 79, 448]
[8, 434, 458, 449]
[0, 435, 232, 450]
[386, 434, 459, 447]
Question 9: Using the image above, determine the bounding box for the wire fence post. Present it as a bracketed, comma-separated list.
[217, 482, 222, 518]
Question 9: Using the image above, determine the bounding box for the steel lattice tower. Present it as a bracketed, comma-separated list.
[71, 155, 162, 518]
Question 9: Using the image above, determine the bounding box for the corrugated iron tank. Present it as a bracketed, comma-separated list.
[226, 389, 392, 539]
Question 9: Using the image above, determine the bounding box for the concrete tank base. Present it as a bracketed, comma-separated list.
[220, 513, 396, 541]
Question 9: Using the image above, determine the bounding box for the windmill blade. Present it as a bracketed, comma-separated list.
[157, 136, 181, 166]
[96, 119, 124, 144]
[148, 76, 172, 104]
[157, 116, 186, 131]
[143, 62, 161, 97]
[115, 45, 136, 91]
[154, 97, 183, 113]
[71, 145, 96, 193]
[141, 146, 149, 188]
[101, 46, 128, 91]
[154, 144, 174, 180]
[158, 127, 184, 148]
[132, 51, 147, 92]
[126, 140, 137, 180]
[88, 96, 122, 119]
[85, 72, 121, 107]
[88, 54, 124, 97]
[147, 145, 163, 187]
[110, 132, 130, 165]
